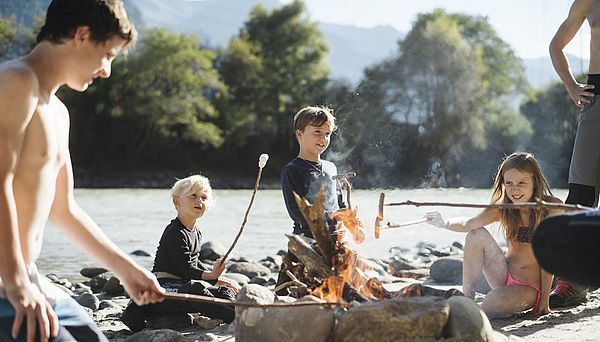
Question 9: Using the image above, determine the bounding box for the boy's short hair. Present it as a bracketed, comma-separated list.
[171, 175, 214, 210]
[293, 106, 337, 133]
[37, 0, 137, 49]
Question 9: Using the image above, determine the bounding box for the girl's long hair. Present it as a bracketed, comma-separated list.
[490, 152, 553, 243]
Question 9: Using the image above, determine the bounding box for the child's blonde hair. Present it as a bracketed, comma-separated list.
[293, 106, 337, 134]
[490, 152, 553, 243]
[171, 175, 214, 210]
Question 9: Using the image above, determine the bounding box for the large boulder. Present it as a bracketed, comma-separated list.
[334, 297, 450, 342]
[236, 288, 335, 342]
[443, 296, 495, 341]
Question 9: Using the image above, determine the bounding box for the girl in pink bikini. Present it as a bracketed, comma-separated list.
[425, 152, 563, 318]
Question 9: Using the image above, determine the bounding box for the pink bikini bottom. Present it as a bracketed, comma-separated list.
[506, 270, 541, 312]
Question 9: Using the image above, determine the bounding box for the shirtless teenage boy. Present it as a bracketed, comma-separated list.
[0, 1, 164, 341]
[547, 0, 600, 308]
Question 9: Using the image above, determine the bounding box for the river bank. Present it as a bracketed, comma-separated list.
[40, 238, 600, 341]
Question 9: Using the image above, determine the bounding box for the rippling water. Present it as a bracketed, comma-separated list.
[37, 188, 567, 281]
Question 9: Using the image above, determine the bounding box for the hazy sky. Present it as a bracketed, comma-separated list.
[280, 0, 590, 60]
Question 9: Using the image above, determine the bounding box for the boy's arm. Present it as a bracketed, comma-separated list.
[281, 167, 309, 229]
[0, 67, 59, 341]
[549, 0, 595, 107]
[49, 156, 163, 305]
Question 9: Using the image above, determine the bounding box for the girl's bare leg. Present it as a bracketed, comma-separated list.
[462, 228, 508, 298]
[481, 286, 538, 318]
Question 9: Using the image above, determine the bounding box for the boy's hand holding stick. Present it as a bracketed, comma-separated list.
[222, 154, 269, 262]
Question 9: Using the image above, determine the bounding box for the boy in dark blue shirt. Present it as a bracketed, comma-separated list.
[276, 106, 347, 294]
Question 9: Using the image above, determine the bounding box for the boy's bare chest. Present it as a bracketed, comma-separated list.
[20, 101, 69, 170]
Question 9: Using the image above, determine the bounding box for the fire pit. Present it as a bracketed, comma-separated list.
[235, 189, 500, 342]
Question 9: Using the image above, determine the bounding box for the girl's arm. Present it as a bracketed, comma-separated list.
[537, 269, 553, 315]
[426, 208, 500, 232]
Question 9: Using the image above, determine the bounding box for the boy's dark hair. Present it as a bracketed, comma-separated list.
[293, 106, 337, 133]
[37, 0, 137, 48]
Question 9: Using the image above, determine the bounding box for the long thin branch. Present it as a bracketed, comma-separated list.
[385, 200, 594, 211]
[163, 292, 350, 308]
[222, 167, 263, 261]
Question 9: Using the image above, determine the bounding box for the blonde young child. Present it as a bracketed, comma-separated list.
[425, 152, 563, 318]
[122, 175, 236, 332]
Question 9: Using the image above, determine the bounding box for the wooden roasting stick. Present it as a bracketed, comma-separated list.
[385, 218, 428, 229]
[222, 154, 269, 262]
[385, 200, 594, 211]
[163, 292, 351, 308]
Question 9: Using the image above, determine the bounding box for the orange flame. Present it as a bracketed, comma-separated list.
[309, 231, 390, 302]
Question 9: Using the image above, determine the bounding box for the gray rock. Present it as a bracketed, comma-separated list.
[102, 276, 124, 295]
[236, 284, 275, 305]
[430, 257, 463, 284]
[125, 329, 190, 342]
[259, 260, 279, 272]
[46, 274, 59, 283]
[228, 262, 271, 279]
[73, 282, 93, 295]
[147, 314, 194, 330]
[222, 272, 250, 286]
[262, 255, 283, 265]
[200, 241, 226, 261]
[443, 296, 495, 341]
[131, 250, 152, 257]
[57, 278, 72, 288]
[90, 272, 113, 291]
[75, 293, 100, 311]
[387, 257, 417, 276]
[334, 297, 450, 342]
[430, 257, 491, 294]
[192, 315, 223, 330]
[452, 241, 464, 250]
[80, 267, 108, 278]
[236, 293, 335, 342]
[276, 250, 287, 256]
[99, 300, 121, 310]
[249, 276, 275, 287]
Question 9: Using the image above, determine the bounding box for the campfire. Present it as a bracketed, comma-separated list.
[234, 189, 499, 342]
[284, 188, 390, 302]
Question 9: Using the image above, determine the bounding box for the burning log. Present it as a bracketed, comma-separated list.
[288, 187, 388, 303]
[286, 234, 332, 278]
[292, 190, 336, 265]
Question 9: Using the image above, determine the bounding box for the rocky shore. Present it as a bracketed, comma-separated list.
[44, 240, 599, 341]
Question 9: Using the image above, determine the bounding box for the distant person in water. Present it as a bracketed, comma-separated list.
[121, 175, 237, 333]
[425, 152, 563, 318]
[276, 106, 365, 296]
[545, 0, 600, 308]
[0, 1, 164, 341]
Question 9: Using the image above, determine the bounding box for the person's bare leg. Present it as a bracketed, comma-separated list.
[481, 286, 538, 318]
[462, 228, 508, 298]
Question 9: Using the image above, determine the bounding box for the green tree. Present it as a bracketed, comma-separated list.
[333, 9, 531, 187]
[520, 78, 583, 186]
[219, 0, 330, 161]
[0, 15, 37, 60]
[63, 28, 226, 170]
